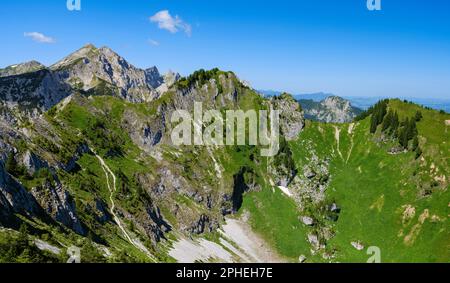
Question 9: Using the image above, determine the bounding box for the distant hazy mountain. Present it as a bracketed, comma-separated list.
[0, 61, 46, 77]
[258, 91, 362, 123]
[258, 90, 450, 113]
[299, 96, 363, 123]
[346, 96, 450, 113]
[294, 92, 334, 101]
[258, 90, 332, 102]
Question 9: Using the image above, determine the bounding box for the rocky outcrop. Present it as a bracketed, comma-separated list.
[22, 151, 49, 175]
[301, 216, 315, 226]
[123, 109, 165, 152]
[0, 148, 85, 235]
[0, 162, 43, 218]
[188, 214, 219, 234]
[299, 96, 362, 123]
[0, 187, 17, 227]
[0, 69, 72, 114]
[156, 71, 181, 94]
[271, 93, 305, 141]
[351, 241, 364, 251]
[231, 167, 252, 213]
[121, 202, 172, 244]
[59, 143, 91, 172]
[30, 180, 85, 235]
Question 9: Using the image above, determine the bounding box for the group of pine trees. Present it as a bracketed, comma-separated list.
[356, 100, 423, 159]
[176, 68, 224, 90]
[383, 110, 423, 158]
[5, 152, 25, 177]
[369, 100, 389, 133]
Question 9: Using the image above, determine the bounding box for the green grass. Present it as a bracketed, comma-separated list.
[288, 101, 450, 262]
[239, 186, 311, 261]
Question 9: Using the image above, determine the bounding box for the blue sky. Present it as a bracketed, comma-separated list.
[1, 0, 450, 98]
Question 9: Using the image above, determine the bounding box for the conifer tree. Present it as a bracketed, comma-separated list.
[415, 111, 423, 122]
[5, 152, 18, 176]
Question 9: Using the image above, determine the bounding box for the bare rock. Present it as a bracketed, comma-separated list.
[301, 216, 315, 226]
[299, 255, 307, 263]
[270, 93, 305, 141]
[30, 181, 85, 235]
[351, 241, 365, 251]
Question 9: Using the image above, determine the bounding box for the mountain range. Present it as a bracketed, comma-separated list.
[0, 45, 449, 263]
[298, 96, 363, 123]
[259, 90, 450, 113]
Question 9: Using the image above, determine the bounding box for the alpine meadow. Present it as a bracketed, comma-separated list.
[0, 0, 449, 266]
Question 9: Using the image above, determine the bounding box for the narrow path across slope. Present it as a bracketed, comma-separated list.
[346, 123, 355, 163]
[333, 126, 344, 161]
[95, 154, 155, 261]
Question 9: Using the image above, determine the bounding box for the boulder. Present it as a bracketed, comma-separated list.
[330, 203, 341, 213]
[298, 255, 307, 263]
[351, 241, 364, 251]
[301, 216, 315, 226]
[307, 233, 320, 249]
[304, 168, 316, 179]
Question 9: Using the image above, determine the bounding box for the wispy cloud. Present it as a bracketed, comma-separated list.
[148, 39, 160, 46]
[24, 32, 55, 43]
[149, 10, 192, 36]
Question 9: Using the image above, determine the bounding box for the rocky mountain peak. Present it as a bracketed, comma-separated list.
[49, 44, 165, 103]
[0, 61, 46, 77]
[50, 44, 98, 70]
[322, 96, 350, 108]
[0, 44, 180, 118]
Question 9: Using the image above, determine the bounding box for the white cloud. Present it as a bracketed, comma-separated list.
[24, 32, 55, 43]
[150, 10, 192, 36]
[148, 39, 160, 46]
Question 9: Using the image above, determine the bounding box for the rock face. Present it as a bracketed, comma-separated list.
[50, 44, 166, 103]
[22, 151, 49, 175]
[299, 96, 362, 123]
[30, 181, 85, 235]
[271, 93, 305, 141]
[0, 156, 85, 234]
[0, 162, 43, 219]
[301, 216, 315, 226]
[156, 71, 181, 94]
[0, 68, 72, 114]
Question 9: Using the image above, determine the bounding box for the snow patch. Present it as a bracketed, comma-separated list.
[278, 186, 293, 197]
[169, 238, 233, 263]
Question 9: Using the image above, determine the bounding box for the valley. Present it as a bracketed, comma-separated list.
[0, 45, 449, 263]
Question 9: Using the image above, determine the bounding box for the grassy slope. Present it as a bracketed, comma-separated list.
[239, 187, 311, 261]
[289, 101, 449, 262]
